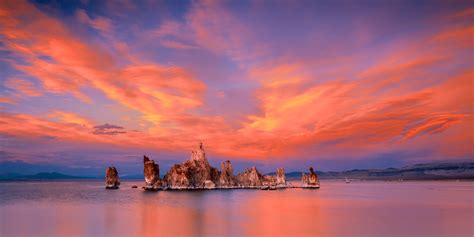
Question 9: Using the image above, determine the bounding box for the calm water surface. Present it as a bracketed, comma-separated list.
[0, 180, 472, 237]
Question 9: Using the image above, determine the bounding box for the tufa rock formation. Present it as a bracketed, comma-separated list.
[164, 163, 191, 189]
[275, 168, 287, 186]
[164, 142, 220, 189]
[260, 168, 286, 187]
[204, 180, 216, 189]
[140, 142, 300, 190]
[302, 166, 320, 188]
[144, 155, 161, 190]
[236, 166, 264, 187]
[105, 167, 120, 189]
[219, 160, 236, 187]
[262, 175, 276, 186]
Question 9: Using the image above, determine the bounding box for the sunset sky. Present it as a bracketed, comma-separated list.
[0, 0, 473, 175]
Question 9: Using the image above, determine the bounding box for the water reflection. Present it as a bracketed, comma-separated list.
[0, 181, 472, 237]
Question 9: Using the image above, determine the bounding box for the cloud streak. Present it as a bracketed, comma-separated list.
[93, 123, 126, 135]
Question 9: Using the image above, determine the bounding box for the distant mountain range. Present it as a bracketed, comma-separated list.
[0, 172, 146, 181]
[281, 162, 474, 181]
[1, 162, 473, 181]
[0, 172, 91, 180]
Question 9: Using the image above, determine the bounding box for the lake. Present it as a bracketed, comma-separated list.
[0, 180, 472, 237]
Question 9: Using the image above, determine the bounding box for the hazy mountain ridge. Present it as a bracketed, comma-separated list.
[0, 172, 91, 180]
[282, 162, 474, 180]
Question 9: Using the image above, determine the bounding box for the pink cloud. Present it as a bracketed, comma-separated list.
[5, 78, 43, 97]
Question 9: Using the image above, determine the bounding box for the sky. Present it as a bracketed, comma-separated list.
[0, 0, 473, 176]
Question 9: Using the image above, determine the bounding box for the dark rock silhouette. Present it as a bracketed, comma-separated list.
[105, 167, 120, 189]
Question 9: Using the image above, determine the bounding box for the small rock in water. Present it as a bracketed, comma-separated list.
[131, 185, 138, 188]
[105, 167, 120, 189]
[302, 166, 320, 188]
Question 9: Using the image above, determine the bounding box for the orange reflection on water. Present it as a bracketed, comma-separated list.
[241, 190, 323, 236]
[0, 181, 473, 237]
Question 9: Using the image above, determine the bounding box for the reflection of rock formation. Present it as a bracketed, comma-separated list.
[105, 167, 120, 189]
[236, 167, 264, 187]
[144, 155, 161, 190]
[164, 142, 220, 189]
[302, 167, 320, 188]
[219, 160, 236, 187]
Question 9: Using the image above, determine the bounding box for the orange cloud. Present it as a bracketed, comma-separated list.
[451, 7, 474, 19]
[238, 15, 473, 158]
[0, 1, 472, 162]
[0, 112, 97, 144]
[48, 111, 94, 127]
[0, 1, 207, 125]
[431, 26, 474, 48]
[0, 97, 16, 104]
[403, 114, 466, 140]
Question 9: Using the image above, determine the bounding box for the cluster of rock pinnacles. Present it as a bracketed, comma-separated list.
[105, 142, 320, 190]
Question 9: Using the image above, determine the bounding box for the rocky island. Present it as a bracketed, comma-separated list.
[161, 142, 220, 190]
[133, 142, 319, 190]
[104, 142, 320, 190]
[105, 166, 120, 189]
[302, 167, 320, 188]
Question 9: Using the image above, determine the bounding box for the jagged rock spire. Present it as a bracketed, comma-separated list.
[191, 141, 207, 162]
[276, 168, 286, 185]
[219, 160, 236, 187]
[143, 155, 161, 189]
